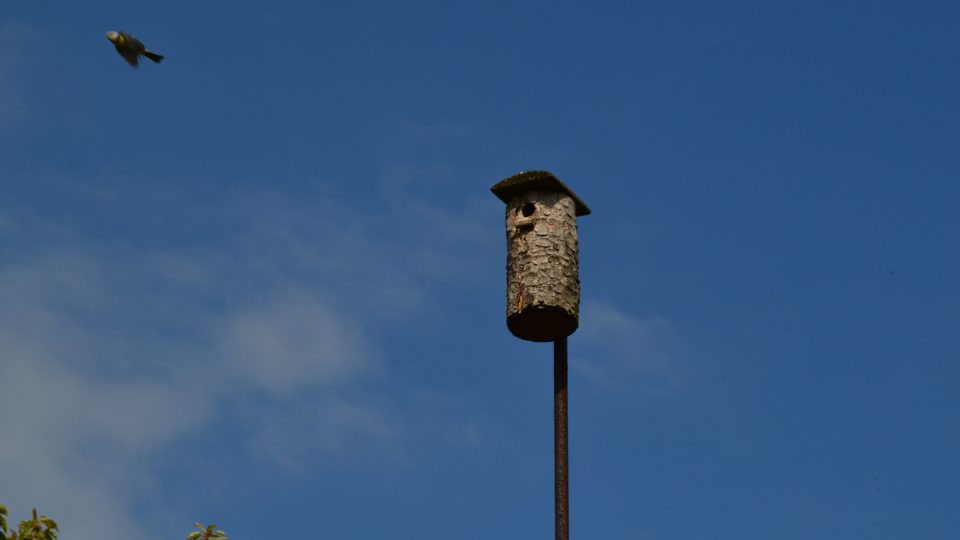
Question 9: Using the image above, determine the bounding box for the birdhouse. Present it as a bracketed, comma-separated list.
[491, 171, 591, 342]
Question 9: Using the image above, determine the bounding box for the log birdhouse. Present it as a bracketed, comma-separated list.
[491, 171, 591, 342]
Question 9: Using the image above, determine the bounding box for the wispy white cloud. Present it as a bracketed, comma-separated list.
[0, 251, 209, 540]
[574, 302, 690, 393]
[0, 117, 505, 539]
[215, 287, 378, 396]
[0, 154, 496, 540]
[0, 203, 406, 539]
[247, 395, 398, 469]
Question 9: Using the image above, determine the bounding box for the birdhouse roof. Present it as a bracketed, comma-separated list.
[490, 170, 592, 216]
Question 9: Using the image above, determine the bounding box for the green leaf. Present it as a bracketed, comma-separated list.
[187, 532, 202, 540]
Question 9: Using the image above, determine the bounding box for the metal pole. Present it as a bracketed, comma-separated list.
[554, 337, 569, 540]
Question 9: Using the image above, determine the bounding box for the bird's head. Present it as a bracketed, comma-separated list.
[105, 31, 121, 43]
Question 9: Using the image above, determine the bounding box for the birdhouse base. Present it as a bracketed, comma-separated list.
[507, 307, 578, 342]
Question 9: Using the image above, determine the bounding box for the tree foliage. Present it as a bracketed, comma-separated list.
[0, 505, 228, 540]
[0, 506, 59, 540]
[187, 523, 229, 540]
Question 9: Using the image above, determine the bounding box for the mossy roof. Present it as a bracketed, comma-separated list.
[490, 170, 591, 216]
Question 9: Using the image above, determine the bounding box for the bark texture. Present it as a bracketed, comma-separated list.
[505, 189, 580, 342]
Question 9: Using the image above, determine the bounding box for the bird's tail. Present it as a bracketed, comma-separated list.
[143, 50, 164, 63]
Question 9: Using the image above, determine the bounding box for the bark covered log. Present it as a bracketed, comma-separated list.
[504, 189, 581, 341]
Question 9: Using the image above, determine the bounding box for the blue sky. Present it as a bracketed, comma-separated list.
[1, 1, 958, 539]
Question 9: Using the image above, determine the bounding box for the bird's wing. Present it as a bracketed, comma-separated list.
[121, 33, 147, 53]
[119, 47, 140, 66]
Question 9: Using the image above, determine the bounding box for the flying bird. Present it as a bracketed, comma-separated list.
[105, 31, 164, 67]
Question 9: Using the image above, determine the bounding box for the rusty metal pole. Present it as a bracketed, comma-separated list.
[554, 337, 569, 540]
